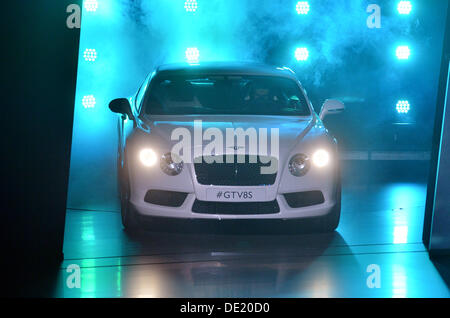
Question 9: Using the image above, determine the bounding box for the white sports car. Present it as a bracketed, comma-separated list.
[109, 62, 344, 232]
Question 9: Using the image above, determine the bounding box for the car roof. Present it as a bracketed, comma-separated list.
[155, 62, 298, 79]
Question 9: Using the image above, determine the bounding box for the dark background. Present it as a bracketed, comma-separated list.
[1, 1, 81, 295]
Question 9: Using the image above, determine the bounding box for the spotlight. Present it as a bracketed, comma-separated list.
[295, 47, 309, 61]
[296, 1, 310, 15]
[82, 95, 96, 109]
[396, 46, 410, 60]
[84, 0, 98, 12]
[185, 47, 200, 64]
[396, 100, 410, 114]
[185, 0, 198, 12]
[397, 1, 412, 15]
[83, 49, 97, 62]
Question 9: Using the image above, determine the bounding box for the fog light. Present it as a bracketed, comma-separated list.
[289, 154, 310, 177]
[160, 153, 184, 176]
[139, 149, 157, 167]
[312, 149, 330, 168]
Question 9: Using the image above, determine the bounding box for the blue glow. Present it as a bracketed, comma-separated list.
[185, 0, 198, 13]
[396, 100, 410, 114]
[185, 47, 200, 64]
[295, 47, 309, 61]
[84, 0, 98, 12]
[82, 95, 96, 109]
[83, 49, 97, 62]
[397, 1, 412, 15]
[296, 1, 310, 15]
[396, 46, 410, 60]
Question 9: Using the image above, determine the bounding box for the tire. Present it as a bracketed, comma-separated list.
[320, 167, 342, 232]
[118, 159, 139, 231]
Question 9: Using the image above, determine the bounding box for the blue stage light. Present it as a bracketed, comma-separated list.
[185, 0, 198, 12]
[83, 49, 97, 62]
[396, 100, 410, 114]
[82, 95, 96, 109]
[295, 47, 309, 61]
[396, 46, 410, 60]
[185, 47, 200, 64]
[84, 0, 98, 12]
[397, 1, 412, 15]
[296, 1, 310, 15]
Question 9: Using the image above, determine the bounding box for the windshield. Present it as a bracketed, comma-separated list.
[143, 74, 311, 116]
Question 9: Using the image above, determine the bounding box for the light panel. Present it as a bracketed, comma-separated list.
[82, 95, 96, 109]
[397, 1, 412, 15]
[184, 0, 198, 12]
[84, 0, 98, 12]
[396, 46, 410, 60]
[396, 100, 410, 114]
[296, 1, 310, 15]
[295, 47, 309, 61]
[83, 49, 97, 62]
[185, 47, 200, 64]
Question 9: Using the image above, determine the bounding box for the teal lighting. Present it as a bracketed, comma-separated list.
[295, 47, 309, 61]
[84, 0, 98, 12]
[396, 100, 410, 114]
[296, 1, 310, 15]
[396, 46, 410, 60]
[82, 95, 96, 109]
[83, 49, 97, 62]
[397, 1, 412, 15]
[185, 47, 200, 64]
[185, 0, 198, 12]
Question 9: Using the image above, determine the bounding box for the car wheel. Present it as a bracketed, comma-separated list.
[119, 161, 139, 231]
[319, 167, 342, 232]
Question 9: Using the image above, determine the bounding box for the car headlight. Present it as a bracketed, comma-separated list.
[139, 148, 157, 167]
[160, 153, 184, 176]
[289, 154, 310, 177]
[312, 149, 330, 167]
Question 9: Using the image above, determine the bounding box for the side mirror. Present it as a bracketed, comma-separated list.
[319, 99, 345, 120]
[109, 98, 134, 119]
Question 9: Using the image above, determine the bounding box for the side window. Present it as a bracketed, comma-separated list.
[136, 72, 153, 114]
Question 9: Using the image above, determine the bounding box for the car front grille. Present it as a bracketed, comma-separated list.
[192, 199, 280, 215]
[194, 155, 277, 186]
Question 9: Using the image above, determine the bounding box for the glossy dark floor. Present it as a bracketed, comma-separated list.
[57, 161, 450, 297]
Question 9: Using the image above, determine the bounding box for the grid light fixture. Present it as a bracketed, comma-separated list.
[296, 1, 310, 15]
[185, 47, 200, 64]
[396, 45, 411, 60]
[295, 47, 309, 61]
[396, 100, 410, 114]
[84, 0, 98, 12]
[83, 49, 97, 62]
[397, 1, 412, 15]
[184, 0, 198, 12]
[82, 95, 96, 109]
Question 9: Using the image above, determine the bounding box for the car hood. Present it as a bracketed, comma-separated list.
[141, 114, 315, 159]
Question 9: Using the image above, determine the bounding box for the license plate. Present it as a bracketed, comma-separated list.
[206, 189, 266, 202]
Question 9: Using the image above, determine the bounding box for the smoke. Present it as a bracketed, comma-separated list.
[67, 0, 447, 210]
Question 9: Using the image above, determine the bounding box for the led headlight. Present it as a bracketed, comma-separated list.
[160, 153, 184, 176]
[139, 148, 157, 167]
[312, 149, 330, 167]
[289, 154, 310, 177]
